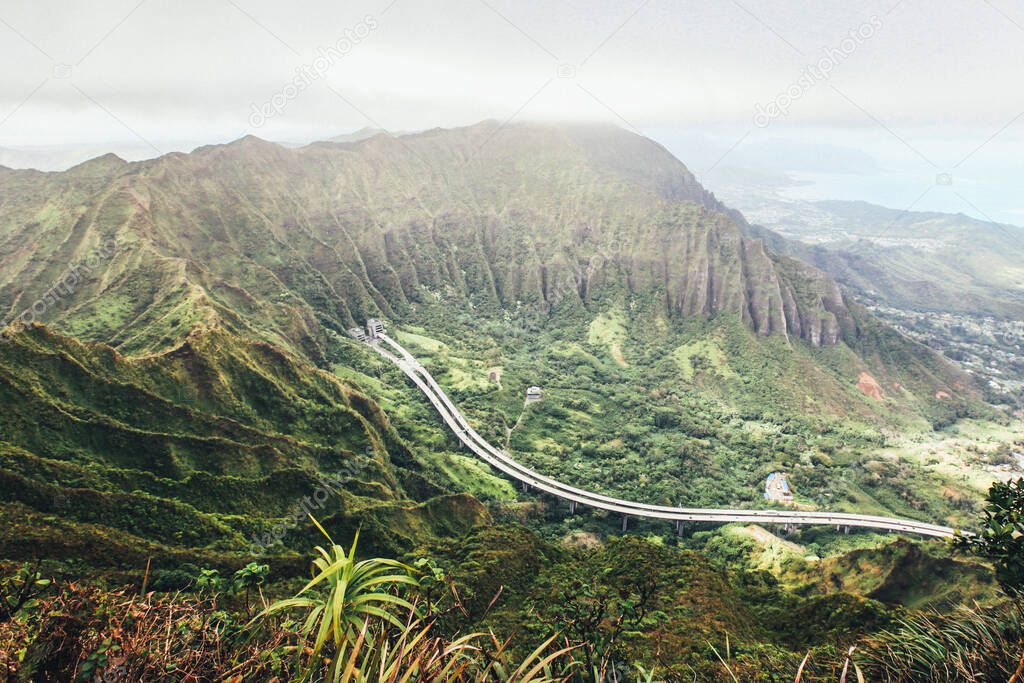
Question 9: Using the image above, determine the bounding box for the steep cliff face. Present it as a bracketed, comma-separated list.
[0, 121, 989, 575]
[0, 121, 858, 356]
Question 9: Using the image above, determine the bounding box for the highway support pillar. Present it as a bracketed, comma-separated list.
[675, 520, 683, 536]
[521, 481, 528, 493]
[622, 515, 628, 532]
[569, 501, 577, 515]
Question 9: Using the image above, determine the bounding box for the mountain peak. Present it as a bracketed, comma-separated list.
[2, 119, 867, 351]
[66, 152, 127, 176]
[191, 134, 282, 158]
[233, 133, 269, 144]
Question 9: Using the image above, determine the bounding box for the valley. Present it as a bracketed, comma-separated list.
[358, 318, 958, 535]
[0, 122, 1020, 681]
[3, 0, 1023, 673]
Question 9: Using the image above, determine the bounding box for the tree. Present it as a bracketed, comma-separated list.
[957, 477, 1024, 596]
[533, 537, 669, 680]
[231, 562, 269, 615]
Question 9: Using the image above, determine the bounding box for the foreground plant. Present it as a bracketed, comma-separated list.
[0, 581, 293, 681]
[855, 604, 1023, 682]
[0, 566, 578, 682]
[956, 477, 1024, 596]
[258, 519, 419, 681]
[258, 518, 579, 682]
[0, 562, 50, 621]
[328, 619, 578, 683]
[231, 561, 269, 615]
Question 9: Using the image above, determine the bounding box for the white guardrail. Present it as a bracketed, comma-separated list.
[364, 332, 957, 539]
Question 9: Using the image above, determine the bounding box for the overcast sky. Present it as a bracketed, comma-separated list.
[2, 0, 1023, 221]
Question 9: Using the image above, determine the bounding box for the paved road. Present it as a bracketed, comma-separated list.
[366, 333, 958, 539]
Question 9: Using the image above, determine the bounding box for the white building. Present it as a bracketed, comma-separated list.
[365, 318, 385, 339]
[764, 472, 793, 502]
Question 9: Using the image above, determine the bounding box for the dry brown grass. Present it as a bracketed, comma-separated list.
[0, 582, 292, 681]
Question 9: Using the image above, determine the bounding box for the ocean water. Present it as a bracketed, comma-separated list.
[652, 124, 1024, 227]
[780, 169, 1024, 226]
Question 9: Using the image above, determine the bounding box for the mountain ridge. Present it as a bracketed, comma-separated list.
[1, 121, 880, 356]
[0, 120, 997, 580]
[720, 189, 1024, 319]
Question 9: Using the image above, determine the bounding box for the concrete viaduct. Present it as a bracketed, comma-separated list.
[353, 321, 957, 540]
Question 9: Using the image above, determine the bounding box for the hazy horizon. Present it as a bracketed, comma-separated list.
[4, 119, 1023, 228]
[3, 0, 1023, 222]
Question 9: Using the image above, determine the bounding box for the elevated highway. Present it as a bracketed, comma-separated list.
[360, 328, 958, 539]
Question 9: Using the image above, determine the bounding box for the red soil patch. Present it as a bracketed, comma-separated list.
[857, 372, 884, 401]
[935, 390, 952, 400]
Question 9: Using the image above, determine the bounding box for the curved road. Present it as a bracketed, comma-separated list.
[365, 332, 957, 539]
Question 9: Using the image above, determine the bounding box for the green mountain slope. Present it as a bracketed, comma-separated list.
[740, 199, 1024, 319]
[381, 300, 997, 531]
[0, 121, 997, 574]
[733, 198, 1024, 406]
[1, 122, 893, 359]
[0, 325, 485, 574]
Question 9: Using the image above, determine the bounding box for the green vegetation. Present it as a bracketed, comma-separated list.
[671, 337, 736, 381]
[587, 307, 628, 366]
[4, 519, 1020, 680]
[0, 122, 1016, 679]
[857, 605, 1024, 681]
[0, 325, 487, 575]
[956, 477, 1024, 595]
[260, 523, 418, 681]
[403, 299, 997, 530]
